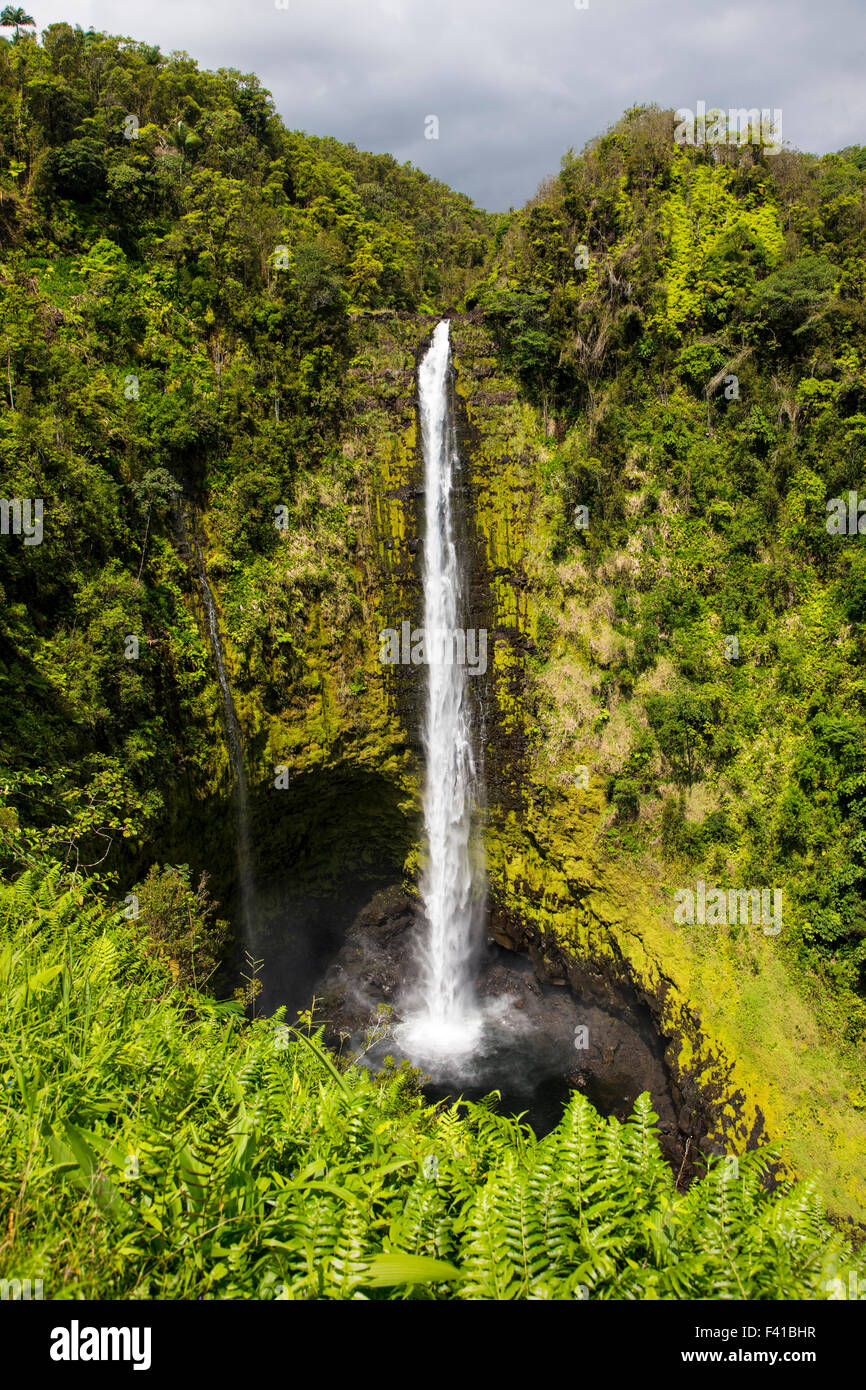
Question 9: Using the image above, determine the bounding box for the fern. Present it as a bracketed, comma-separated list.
[389, 1169, 455, 1264]
[459, 1178, 520, 1300]
[3, 866, 864, 1301]
[497, 1156, 548, 1295]
[328, 1201, 372, 1299]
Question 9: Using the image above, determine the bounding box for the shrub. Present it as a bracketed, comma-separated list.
[131, 863, 229, 992]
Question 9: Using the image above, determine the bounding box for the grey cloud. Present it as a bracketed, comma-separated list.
[33, 0, 866, 209]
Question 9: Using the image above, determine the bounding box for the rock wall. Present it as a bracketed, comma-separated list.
[346, 312, 767, 1175]
[180, 309, 864, 1217]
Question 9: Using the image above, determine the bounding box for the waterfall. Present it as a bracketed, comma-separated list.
[401, 320, 484, 1062]
[188, 530, 256, 949]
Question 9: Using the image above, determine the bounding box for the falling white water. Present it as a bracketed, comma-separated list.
[400, 320, 483, 1064]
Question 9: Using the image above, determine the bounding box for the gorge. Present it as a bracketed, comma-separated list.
[312, 318, 690, 1154]
[2, 21, 865, 1300]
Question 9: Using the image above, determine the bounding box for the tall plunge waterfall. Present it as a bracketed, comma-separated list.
[400, 320, 484, 1064]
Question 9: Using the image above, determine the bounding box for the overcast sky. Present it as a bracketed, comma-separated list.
[27, 0, 866, 210]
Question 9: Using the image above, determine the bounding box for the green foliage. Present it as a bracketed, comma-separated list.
[479, 288, 558, 408]
[646, 689, 709, 789]
[1, 869, 861, 1300]
[750, 254, 838, 349]
[131, 862, 229, 991]
[48, 137, 107, 200]
[0, 21, 492, 896]
[486, 106, 866, 1037]
[0, 8, 34, 40]
[658, 161, 785, 330]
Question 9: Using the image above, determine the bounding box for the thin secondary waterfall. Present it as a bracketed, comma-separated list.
[192, 538, 256, 949]
[401, 320, 483, 1061]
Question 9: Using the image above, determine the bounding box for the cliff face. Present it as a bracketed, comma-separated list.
[199, 313, 728, 1145]
[450, 322, 866, 1223]
[448, 320, 865, 1222]
[184, 310, 865, 1220]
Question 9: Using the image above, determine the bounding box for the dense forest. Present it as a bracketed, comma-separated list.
[1, 17, 865, 1300]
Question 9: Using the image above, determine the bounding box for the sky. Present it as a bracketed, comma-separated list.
[25, 0, 866, 211]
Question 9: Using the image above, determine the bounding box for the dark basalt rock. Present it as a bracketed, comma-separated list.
[314, 884, 708, 1176]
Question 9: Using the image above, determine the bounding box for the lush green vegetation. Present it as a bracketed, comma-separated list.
[2, 869, 861, 1298]
[2, 20, 865, 1288]
[0, 20, 489, 894]
[476, 107, 866, 1042]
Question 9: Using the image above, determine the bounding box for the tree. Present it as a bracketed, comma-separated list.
[132, 864, 229, 992]
[480, 288, 558, 413]
[129, 468, 182, 581]
[49, 137, 107, 201]
[0, 7, 35, 40]
[646, 690, 709, 790]
[749, 254, 837, 349]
